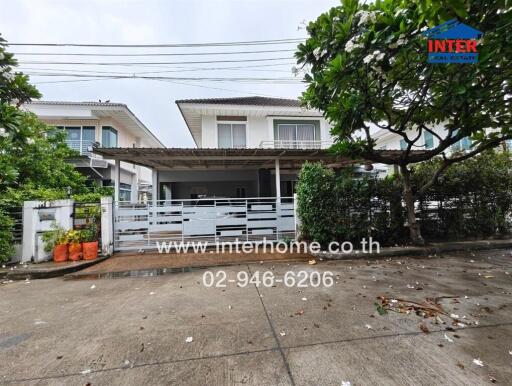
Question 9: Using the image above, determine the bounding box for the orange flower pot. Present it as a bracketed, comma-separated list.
[82, 241, 99, 260]
[53, 244, 69, 262]
[68, 243, 82, 261]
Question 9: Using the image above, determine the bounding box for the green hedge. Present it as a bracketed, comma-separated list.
[296, 151, 512, 246]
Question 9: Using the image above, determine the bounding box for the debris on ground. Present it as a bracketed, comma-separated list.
[90, 285, 96, 290]
[308, 259, 317, 265]
[81, 369, 92, 375]
[301, 297, 307, 301]
[279, 331, 286, 336]
[419, 323, 430, 334]
[185, 336, 193, 343]
[472, 358, 484, 367]
[341, 381, 352, 386]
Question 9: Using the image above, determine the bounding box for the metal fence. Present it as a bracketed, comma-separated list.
[114, 197, 296, 251]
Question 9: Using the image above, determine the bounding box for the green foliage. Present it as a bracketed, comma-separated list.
[0, 35, 95, 261]
[80, 223, 98, 243]
[296, 1, 511, 157]
[297, 162, 405, 246]
[412, 150, 512, 239]
[42, 223, 68, 253]
[297, 151, 512, 245]
[0, 209, 14, 263]
[296, 162, 337, 245]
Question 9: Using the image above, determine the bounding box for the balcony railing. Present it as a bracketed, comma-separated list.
[259, 140, 333, 149]
[66, 140, 99, 157]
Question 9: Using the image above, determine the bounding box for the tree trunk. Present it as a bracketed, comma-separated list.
[399, 165, 424, 245]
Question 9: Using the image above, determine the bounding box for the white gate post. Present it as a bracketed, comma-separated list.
[101, 196, 114, 256]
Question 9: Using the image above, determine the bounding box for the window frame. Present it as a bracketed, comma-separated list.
[423, 131, 434, 149]
[272, 120, 320, 143]
[216, 120, 247, 149]
[102, 126, 118, 148]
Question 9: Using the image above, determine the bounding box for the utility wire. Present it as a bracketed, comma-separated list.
[12, 48, 296, 57]
[20, 57, 293, 66]
[24, 72, 302, 83]
[7, 38, 304, 48]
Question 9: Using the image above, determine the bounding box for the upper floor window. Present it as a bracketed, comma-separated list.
[102, 126, 118, 148]
[273, 120, 320, 144]
[424, 131, 434, 149]
[451, 129, 471, 151]
[217, 122, 246, 148]
[56, 126, 95, 155]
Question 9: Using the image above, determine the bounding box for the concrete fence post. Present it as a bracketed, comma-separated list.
[21, 199, 74, 263]
[100, 196, 114, 256]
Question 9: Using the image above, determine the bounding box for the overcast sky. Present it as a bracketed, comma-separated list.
[0, 0, 339, 147]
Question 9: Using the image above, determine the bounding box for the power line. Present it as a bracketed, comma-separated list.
[12, 48, 296, 57]
[7, 38, 304, 48]
[20, 57, 293, 66]
[24, 72, 302, 83]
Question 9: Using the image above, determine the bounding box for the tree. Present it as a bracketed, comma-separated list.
[0, 34, 89, 261]
[296, 0, 511, 243]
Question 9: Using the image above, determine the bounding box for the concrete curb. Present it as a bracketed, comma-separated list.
[313, 239, 512, 260]
[1, 256, 110, 281]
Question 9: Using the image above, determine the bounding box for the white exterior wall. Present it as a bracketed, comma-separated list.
[198, 111, 333, 149]
[375, 124, 454, 150]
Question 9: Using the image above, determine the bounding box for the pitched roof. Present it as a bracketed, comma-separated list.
[175, 96, 301, 107]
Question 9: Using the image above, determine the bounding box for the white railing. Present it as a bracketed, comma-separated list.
[66, 140, 99, 157]
[259, 140, 333, 149]
[113, 197, 296, 251]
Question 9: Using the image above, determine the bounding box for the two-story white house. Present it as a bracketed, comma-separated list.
[24, 101, 165, 202]
[93, 96, 359, 250]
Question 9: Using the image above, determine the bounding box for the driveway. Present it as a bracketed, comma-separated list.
[0, 249, 511, 385]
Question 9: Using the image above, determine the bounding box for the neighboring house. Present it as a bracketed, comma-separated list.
[24, 101, 165, 202]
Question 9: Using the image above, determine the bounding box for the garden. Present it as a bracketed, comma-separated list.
[296, 150, 512, 247]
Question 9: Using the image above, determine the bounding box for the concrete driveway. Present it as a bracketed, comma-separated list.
[0, 249, 511, 385]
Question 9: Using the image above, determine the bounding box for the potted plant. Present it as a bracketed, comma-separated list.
[42, 224, 69, 263]
[81, 223, 99, 260]
[66, 229, 82, 261]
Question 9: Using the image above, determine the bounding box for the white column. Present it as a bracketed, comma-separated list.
[114, 159, 120, 203]
[100, 196, 114, 256]
[152, 169, 158, 205]
[275, 159, 281, 199]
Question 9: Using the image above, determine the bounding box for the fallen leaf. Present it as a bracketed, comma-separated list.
[419, 323, 430, 334]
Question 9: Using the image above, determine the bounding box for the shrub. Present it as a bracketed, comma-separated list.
[296, 151, 512, 246]
[0, 209, 14, 263]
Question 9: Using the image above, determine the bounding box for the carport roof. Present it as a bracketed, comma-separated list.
[93, 147, 357, 170]
[93, 147, 414, 171]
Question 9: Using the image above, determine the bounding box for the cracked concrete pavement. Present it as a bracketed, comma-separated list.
[1, 249, 511, 385]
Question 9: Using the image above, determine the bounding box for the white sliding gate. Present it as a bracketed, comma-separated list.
[114, 197, 296, 252]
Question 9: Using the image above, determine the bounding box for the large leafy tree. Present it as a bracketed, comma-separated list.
[296, 0, 511, 243]
[0, 34, 88, 261]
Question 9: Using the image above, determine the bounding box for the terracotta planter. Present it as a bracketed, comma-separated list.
[53, 244, 69, 262]
[82, 241, 99, 260]
[68, 243, 82, 261]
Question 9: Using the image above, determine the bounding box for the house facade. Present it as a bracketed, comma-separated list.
[93, 97, 354, 250]
[24, 101, 164, 202]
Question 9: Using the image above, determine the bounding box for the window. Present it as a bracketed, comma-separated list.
[217, 123, 246, 148]
[424, 131, 434, 149]
[61, 126, 96, 154]
[102, 126, 118, 148]
[451, 129, 471, 151]
[399, 139, 407, 150]
[119, 183, 131, 202]
[273, 120, 320, 147]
